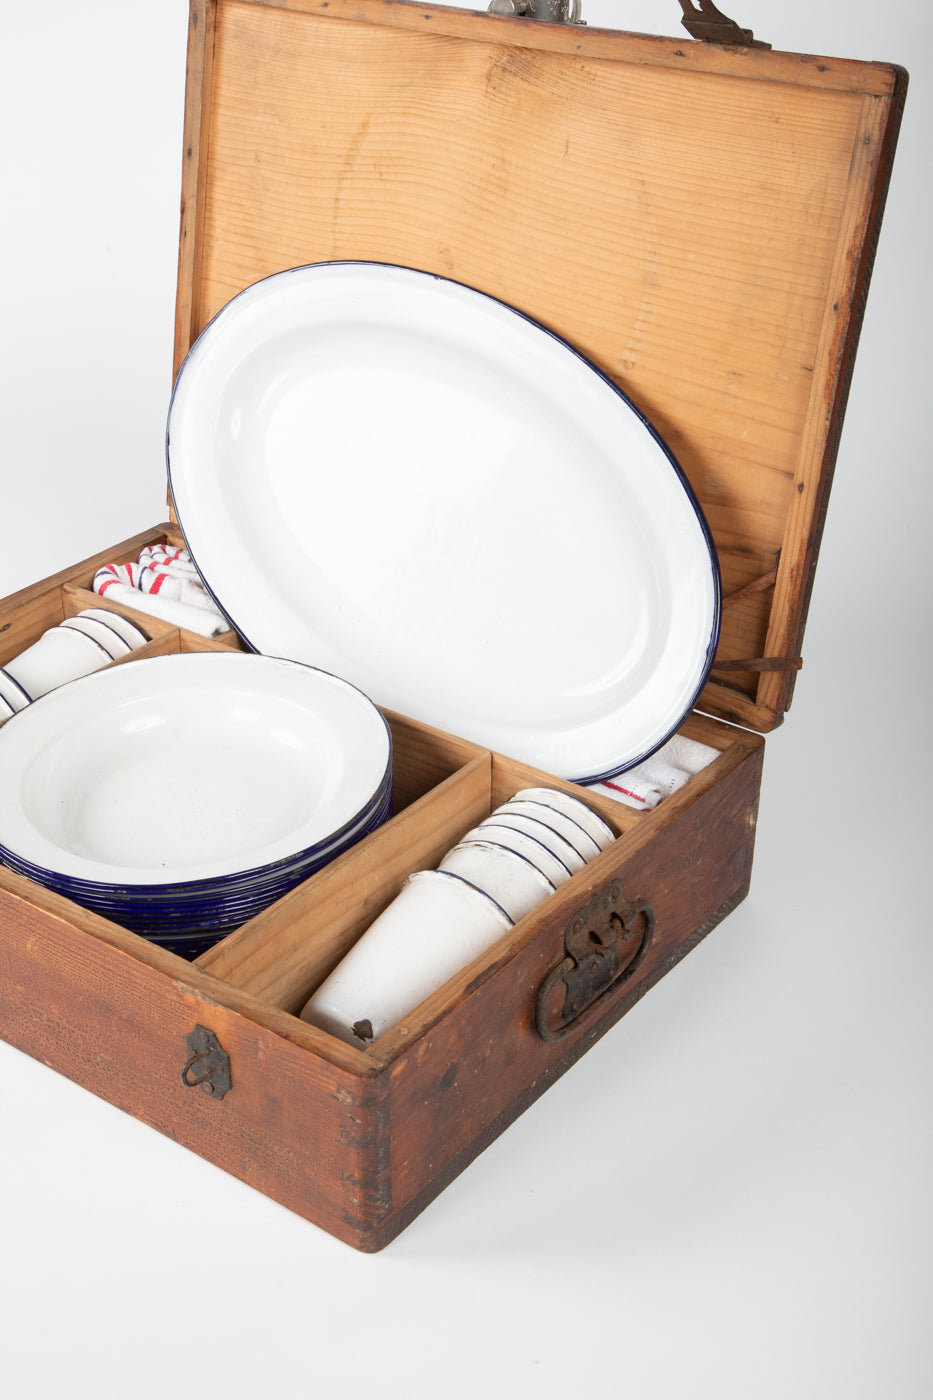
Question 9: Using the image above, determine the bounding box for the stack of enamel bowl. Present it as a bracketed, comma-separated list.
[0, 608, 149, 710]
[0, 652, 392, 959]
[301, 787, 614, 1045]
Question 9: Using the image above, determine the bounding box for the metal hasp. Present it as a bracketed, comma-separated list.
[534, 883, 655, 1041]
[181, 1024, 233, 1099]
[487, 1, 584, 23]
[677, 2, 771, 48]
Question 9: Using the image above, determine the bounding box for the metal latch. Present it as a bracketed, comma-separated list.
[181, 1025, 233, 1099]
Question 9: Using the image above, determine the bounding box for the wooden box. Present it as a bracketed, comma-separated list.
[0, 0, 905, 1251]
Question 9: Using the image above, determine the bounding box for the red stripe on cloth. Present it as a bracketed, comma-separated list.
[601, 779, 648, 805]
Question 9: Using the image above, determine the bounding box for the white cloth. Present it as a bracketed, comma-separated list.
[91, 580, 230, 639]
[586, 735, 721, 811]
[137, 544, 202, 579]
[587, 771, 665, 811]
[658, 733, 722, 776]
[93, 546, 230, 638]
[94, 556, 221, 617]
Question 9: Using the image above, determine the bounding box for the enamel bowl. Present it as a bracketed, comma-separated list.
[438, 840, 555, 923]
[486, 798, 602, 862]
[510, 787, 616, 850]
[476, 810, 587, 873]
[0, 652, 392, 955]
[3, 626, 109, 700]
[77, 607, 150, 650]
[60, 613, 132, 659]
[0, 667, 31, 712]
[0, 652, 390, 886]
[454, 821, 574, 888]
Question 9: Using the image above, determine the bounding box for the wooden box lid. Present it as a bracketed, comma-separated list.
[173, 0, 905, 735]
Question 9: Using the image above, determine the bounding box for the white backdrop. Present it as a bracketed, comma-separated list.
[1, 3, 930, 1397]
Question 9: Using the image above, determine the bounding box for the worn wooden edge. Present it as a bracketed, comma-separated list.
[359, 877, 751, 1251]
[764, 66, 910, 718]
[754, 76, 909, 720]
[168, 0, 219, 522]
[699, 71, 908, 729]
[174, 0, 218, 382]
[235, 0, 903, 95]
[680, 707, 759, 752]
[697, 680, 783, 733]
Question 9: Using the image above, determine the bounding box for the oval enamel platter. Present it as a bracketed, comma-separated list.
[0, 652, 391, 886]
[168, 263, 720, 781]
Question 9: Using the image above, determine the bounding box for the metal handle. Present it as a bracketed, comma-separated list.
[534, 883, 655, 1042]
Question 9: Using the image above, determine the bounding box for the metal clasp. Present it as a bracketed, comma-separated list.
[534, 883, 654, 1041]
[488, 1, 585, 24]
[677, 2, 771, 49]
[181, 1025, 232, 1100]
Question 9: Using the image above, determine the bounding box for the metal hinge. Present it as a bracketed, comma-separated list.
[677, 2, 771, 49]
[486, 3, 769, 48]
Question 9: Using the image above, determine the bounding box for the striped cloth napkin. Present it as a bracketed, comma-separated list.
[93, 546, 231, 638]
[586, 733, 721, 811]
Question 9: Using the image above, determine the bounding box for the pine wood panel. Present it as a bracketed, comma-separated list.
[382, 709, 490, 813]
[236, 0, 900, 96]
[174, 0, 218, 377]
[172, 0, 904, 736]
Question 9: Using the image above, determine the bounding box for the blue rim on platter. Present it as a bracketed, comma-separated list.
[167, 260, 721, 784]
